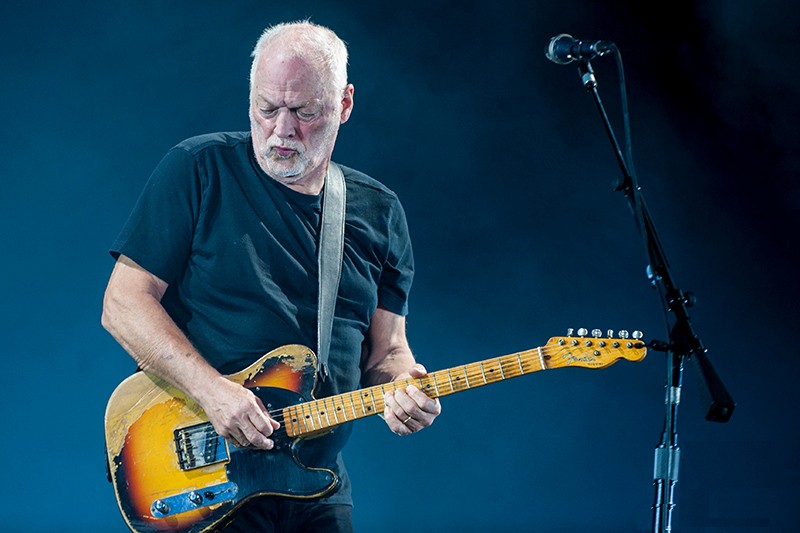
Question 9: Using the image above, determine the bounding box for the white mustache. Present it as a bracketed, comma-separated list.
[267, 137, 304, 154]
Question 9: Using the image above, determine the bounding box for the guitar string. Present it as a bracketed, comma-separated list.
[237, 342, 641, 440]
[179, 342, 640, 449]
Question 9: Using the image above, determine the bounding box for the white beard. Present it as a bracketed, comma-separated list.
[251, 118, 339, 186]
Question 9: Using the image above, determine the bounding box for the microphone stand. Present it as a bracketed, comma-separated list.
[573, 59, 736, 532]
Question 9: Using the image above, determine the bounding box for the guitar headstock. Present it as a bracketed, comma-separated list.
[543, 328, 647, 370]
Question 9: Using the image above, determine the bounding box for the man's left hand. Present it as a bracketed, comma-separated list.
[383, 363, 442, 435]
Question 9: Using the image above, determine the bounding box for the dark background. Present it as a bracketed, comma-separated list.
[2, 1, 798, 531]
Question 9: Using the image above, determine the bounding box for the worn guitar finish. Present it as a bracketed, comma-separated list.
[105, 335, 647, 532]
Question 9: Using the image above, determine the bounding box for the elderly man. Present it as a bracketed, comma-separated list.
[102, 20, 440, 532]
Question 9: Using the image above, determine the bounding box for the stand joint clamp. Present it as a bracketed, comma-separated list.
[653, 446, 681, 482]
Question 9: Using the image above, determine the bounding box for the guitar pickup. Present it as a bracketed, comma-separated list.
[174, 422, 229, 470]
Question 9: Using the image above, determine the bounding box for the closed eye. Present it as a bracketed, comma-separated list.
[296, 110, 318, 121]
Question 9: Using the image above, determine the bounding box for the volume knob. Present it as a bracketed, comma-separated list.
[153, 500, 170, 515]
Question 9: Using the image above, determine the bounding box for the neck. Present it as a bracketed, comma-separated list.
[257, 158, 328, 196]
[280, 169, 326, 195]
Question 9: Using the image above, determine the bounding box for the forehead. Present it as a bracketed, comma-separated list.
[251, 51, 330, 104]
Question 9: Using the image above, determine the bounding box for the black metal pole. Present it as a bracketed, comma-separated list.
[572, 58, 735, 532]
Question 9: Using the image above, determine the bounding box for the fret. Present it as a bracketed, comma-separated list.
[516, 353, 524, 375]
[484, 361, 498, 382]
[332, 398, 343, 423]
[537, 346, 546, 370]
[327, 398, 336, 425]
[293, 406, 303, 435]
[293, 405, 304, 433]
[462, 366, 471, 388]
[349, 394, 358, 420]
[333, 400, 347, 424]
[432, 373, 441, 396]
[479, 362, 488, 384]
[285, 406, 297, 435]
[368, 389, 378, 414]
[302, 402, 315, 431]
[314, 402, 324, 430]
[446, 369, 455, 393]
[298, 406, 306, 432]
[323, 399, 333, 427]
[358, 391, 367, 416]
[498, 357, 506, 380]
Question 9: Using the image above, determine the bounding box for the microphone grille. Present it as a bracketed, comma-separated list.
[545, 33, 574, 65]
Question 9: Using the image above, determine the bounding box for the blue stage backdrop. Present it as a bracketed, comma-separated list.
[2, 1, 798, 531]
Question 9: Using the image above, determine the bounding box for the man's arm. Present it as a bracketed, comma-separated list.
[101, 254, 279, 449]
[361, 307, 441, 435]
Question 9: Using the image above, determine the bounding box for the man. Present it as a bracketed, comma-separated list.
[102, 20, 441, 532]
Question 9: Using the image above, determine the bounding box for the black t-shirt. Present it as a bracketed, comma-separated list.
[110, 131, 414, 504]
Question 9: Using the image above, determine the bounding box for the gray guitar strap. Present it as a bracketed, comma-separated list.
[317, 161, 346, 381]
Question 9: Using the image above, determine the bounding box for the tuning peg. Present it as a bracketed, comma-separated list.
[591, 329, 602, 338]
[618, 330, 629, 339]
[632, 330, 643, 340]
[577, 328, 588, 337]
[607, 329, 614, 338]
[567, 328, 574, 337]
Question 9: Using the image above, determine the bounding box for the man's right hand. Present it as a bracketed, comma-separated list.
[200, 377, 281, 450]
[103, 255, 280, 450]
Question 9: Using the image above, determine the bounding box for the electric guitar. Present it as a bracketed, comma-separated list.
[105, 330, 647, 532]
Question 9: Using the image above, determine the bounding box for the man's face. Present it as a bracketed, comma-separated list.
[249, 49, 352, 189]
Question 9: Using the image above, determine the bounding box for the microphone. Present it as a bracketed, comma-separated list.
[545, 33, 615, 65]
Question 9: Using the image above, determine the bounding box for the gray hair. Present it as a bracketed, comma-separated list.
[250, 20, 349, 96]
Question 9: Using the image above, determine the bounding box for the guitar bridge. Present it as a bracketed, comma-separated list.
[174, 422, 228, 470]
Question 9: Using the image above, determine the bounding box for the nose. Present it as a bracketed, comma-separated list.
[273, 107, 297, 138]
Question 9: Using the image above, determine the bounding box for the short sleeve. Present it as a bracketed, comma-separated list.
[110, 147, 203, 284]
[377, 198, 414, 315]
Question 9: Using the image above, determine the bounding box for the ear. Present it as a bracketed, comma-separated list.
[340, 84, 354, 124]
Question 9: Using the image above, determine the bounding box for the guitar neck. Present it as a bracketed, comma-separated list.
[282, 347, 546, 438]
